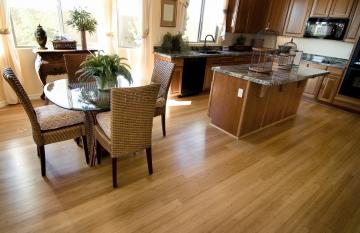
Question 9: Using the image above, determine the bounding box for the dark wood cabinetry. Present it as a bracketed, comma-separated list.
[229, 0, 270, 33]
[345, 0, 360, 42]
[265, 0, 291, 34]
[283, 0, 314, 37]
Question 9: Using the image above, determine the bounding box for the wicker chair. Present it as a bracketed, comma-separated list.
[2, 68, 88, 176]
[151, 60, 175, 137]
[63, 53, 92, 83]
[94, 84, 160, 188]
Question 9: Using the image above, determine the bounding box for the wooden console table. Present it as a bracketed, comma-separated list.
[34, 49, 96, 99]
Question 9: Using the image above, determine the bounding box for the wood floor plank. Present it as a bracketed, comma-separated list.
[0, 95, 359, 233]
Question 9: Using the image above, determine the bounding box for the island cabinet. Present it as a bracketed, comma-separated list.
[345, 0, 360, 42]
[283, 0, 314, 37]
[203, 55, 251, 90]
[311, 0, 354, 17]
[208, 65, 328, 138]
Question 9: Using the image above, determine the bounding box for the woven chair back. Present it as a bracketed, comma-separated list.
[111, 84, 160, 156]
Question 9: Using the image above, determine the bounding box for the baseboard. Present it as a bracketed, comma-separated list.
[28, 93, 42, 100]
[0, 100, 6, 108]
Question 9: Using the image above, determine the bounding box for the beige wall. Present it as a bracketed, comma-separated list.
[277, 36, 354, 59]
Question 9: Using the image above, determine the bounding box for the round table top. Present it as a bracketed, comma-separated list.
[44, 79, 115, 111]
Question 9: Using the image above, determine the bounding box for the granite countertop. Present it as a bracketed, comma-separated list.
[301, 53, 348, 68]
[212, 64, 330, 86]
[154, 50, 252, 59]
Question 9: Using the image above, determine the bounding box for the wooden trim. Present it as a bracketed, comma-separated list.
[160, 0, 177, 27]
[238, 115, 296, 139]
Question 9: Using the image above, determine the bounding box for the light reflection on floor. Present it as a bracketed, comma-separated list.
[167, 99, 192, 107]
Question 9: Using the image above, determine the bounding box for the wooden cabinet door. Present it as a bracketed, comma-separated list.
[283, 0, 314, 37]
[304, 76, 324, 98]
[345, 0, 360, 42]
[317, 75, 340, 102]
[311, 0, 333, 16]
[329, 0, 355, 17]
[233, 0, 270, 33]
[203, 65, 215, 91]
[266, 0, 291, 35]
[226, 0, 238, 32]
[169, 67, 183, 96]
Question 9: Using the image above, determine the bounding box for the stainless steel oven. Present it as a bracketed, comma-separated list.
[304, 18, 349, 40]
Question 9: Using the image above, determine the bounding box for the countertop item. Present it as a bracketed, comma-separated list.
[154, 50, 252, 59]
[212, 64, 330, 86]
[301, 53, 348, 68]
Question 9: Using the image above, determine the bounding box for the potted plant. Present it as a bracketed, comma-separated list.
[66, 8, 97, 50]
[78, 53, 133, 91]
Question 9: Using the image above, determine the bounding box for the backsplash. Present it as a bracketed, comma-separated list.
[277, 36, 354, 60]
[223, 33, 354, 60]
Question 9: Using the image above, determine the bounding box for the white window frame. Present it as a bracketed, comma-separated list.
[187, 0, 219, 44]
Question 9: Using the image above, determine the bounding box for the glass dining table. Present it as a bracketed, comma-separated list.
[44, 79, 114, 166]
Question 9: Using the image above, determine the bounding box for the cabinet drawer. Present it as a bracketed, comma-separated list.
[327, 66, 344, 76]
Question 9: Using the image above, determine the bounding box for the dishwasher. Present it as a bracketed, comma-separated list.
[180, 57, 206, 97]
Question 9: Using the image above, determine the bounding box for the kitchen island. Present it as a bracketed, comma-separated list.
[208, 64, 329, 138]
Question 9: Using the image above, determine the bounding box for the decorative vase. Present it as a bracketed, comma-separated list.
[35, 24, 47, 49]
[80, 30, 87, 50]
[96, 77, 117, 91]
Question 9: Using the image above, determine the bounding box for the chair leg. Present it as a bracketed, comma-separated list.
[161, 113, 166, 137]
[38, 145, 46, 176]
[112, 158, 118, 188]
[96, 140, 101, 165]
[82, 136, 89, 164]
[146, 147, 153, 175]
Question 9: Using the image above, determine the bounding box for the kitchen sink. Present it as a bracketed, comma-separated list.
[198, 50, 222, 54]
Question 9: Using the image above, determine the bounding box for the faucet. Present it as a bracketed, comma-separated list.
[204, 34, 215, 52]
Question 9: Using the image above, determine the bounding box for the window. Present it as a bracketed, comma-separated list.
[184, 0, 223, 43]
[9, 0, 60, 47]
[9, 0, 102, 47]
[116, 0, 142, 48]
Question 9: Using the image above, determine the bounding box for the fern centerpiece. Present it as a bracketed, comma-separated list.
[66, 8, 97, 50]
[78, 53, 133, 91]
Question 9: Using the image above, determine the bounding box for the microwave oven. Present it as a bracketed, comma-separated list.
[304, 18, 349, 40]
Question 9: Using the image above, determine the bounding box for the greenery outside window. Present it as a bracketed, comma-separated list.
[8, 0, 101, 48]
[184, 0, 222, 43]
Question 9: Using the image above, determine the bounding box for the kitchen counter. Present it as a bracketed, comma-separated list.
[208, 64, 329, 138]
[212, 64, 330, 86]
[153, 50, 252, 59]
[301, 53, 348, 68]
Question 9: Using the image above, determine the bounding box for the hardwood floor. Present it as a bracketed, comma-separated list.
[0, 94, 360, 233]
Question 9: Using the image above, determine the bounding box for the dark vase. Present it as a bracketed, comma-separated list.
[35, 24, 47, 49]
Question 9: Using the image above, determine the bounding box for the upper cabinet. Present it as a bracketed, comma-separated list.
[329, 0, 355, 18]
[345, 0, 360, 42]
[311, 0, 355, 17]
[266, 0, 291, 35]
[311, 0, 333, 16]
[283, 0, 314, 37]
[228, 0, 271, 33]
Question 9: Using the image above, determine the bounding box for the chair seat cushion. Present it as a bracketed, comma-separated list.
[35, 105, 84, 131]
[156, 97, 166, 108]
[96, 111, 111, 138]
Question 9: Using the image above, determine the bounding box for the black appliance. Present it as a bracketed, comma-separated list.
[339, 39, 360, 99]
[304, 18, 349, 40]
[181, 57, 206, 97]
